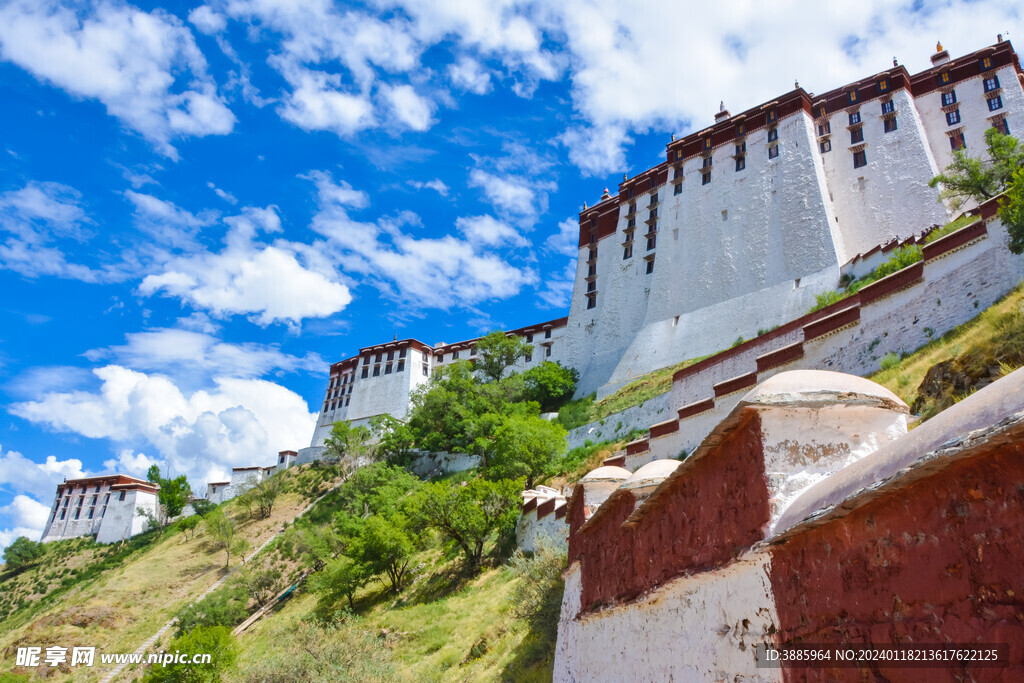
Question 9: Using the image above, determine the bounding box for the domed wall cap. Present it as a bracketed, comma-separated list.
[736, 369, 909, 413]
[580, 465, 632, 483]
[620, 459, 682, 491]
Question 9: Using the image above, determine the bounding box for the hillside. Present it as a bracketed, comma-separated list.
[0, 465, 339, 682]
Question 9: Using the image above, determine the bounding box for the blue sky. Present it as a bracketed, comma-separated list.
[0, 0, 1020, 550]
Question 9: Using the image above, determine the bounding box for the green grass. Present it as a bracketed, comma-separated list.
[557, 355, 711, 430]
[870, 282, 1024, 419]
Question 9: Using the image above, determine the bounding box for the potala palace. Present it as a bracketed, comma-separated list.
[304, 38, 1024, 450]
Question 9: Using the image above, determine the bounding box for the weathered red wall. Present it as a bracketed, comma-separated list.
[569, 410, 771, 614]
[770, 440, 1024, 682]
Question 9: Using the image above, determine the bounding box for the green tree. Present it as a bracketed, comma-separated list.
[474, 330, 533, 382]
[146, 465, 193, 522]
[178, 515, 200, 541]
[999, 164, 1024, 254]
[334, 462, 421, 518]
[287, 524, 346, 572]
[485, 414, 567, 489]
[414, 478, 522, 572]
[191, 499, 216, 517]
[251, 476, 284, 518]
[309, 555, 370, 612]
[929, 128, 1024, 209]
[406, 361, 493, 453]
[205, 511, 249, 568]
[2, 536, 45, 570]
[354, 515, 418, 593]
[233, 562, 285, 607]
[369, 414, 416, 467]
[142, 625, 236, 683]
[324, 420, 378, 477]
[521, 361, 579, 412]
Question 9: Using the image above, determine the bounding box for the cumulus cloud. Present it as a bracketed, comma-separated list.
[10, 365, 317, 492]
[448, 55, 492, 94]
[273, 60, 376, 137]
[0, 495, 52, 550]
[125, 190, 219, 251]
[102, 449, 163, 478]
[84, 328, 324, 382]
[382, 84, 434, 131]
[546, 217, 581, 258]
[138, 206, 352, 326]
[0, 0, 234, 158]
[307, 172, 536, 309]
[0, 446, 87, 501]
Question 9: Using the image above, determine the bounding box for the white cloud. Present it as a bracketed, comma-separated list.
[307, 172, 536, 309]
[125, 190, 219, 250]
[102, 449, 163, 478]
[456, 215, 527, 247]
[273, 60, 376, 137]
[207, 182, 238, 205]
[0, 181, 125, 282]
[0, 446, 87, 501]
[84, 328, 324, 381]
[189, 5, 227, 35]
[0, 494, 52, 549]
[0, 1, 234, 158]
[447, 55, 492, 94]
[408, 178, 450, 196]
[11, 365, 317, 493]
[382, 84, 434, 131]
[537, 260, 576, 309]
[546, 217, 581, 258]
[138, 206, 352, 326]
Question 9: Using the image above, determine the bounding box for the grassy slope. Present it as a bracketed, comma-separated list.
[868, 282, 1024, 411]
[0, 464, 338, 682]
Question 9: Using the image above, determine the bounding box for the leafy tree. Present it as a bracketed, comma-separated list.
[333, 462, 421, 518]
[309, 555, 370, 612]
[414, 478, 523, 572]
[485, 414, 567, 489]
[474, 330, 533, 382]
[2, 536, 45, 570]
[369, 414, 416, 466]
[406, 361, 493, 453]
[354, 515, 418, 593]
[287, 524, 346, 572]
[234, 562, 286, 607]
[175, 585, 250, 637]
[1000, 164, 1024, 254]
[191, 499, 216, 517]
[146, 465, 192, 522]
[178, 515, 200, 541]
[521, 361, 579, 412]
[205, 511, 249, 568]
[251, 476, 284, 518]
[929, 128, 1024, 209]
[142, 625, 237, 683]
[324, 421, 378, 478]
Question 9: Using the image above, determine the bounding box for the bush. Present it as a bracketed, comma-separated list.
[879, 352, 901, 371]
[555, 394, 595, 430]
[174, 585, 250, 637]
[142, 626, 236, 683]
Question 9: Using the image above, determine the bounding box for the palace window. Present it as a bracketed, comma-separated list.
[701, 156, 712, 169]
[645, 258, 655, 274]
[452, 350, 459, 359]
[673, 167, 683, 180]
[818, 121, 831, 136]
[361, 367, 368, 378]
[992, 118, 1010, 136]
[736, 122, 745, 136]
[119, 491, 126, 501]
[526, 334, 533, 342]
[546, 346, 552, 358]
[849, 111, 861, 125]
[375, 353, 382, 363]
[60, 510, 66, 520]
[937, 71, 950, 85]
[586, 294, 597, 310]
[525, 352, 532, 363]
[984, 75, 1000, 92]
[949, 132, 966, 150]
[847, 89, 859, 104]
[674, 183, 682, 195]
[399, 348, 407, 358]
[422, 364, 429, 376]
[941, 91, 956, 106]
[384, 363, 392, 375]
[363, 356, 369, 365]
[988, 95, 1003, 111]
[853, 150, 868, 168]
[702, 171, 711, 185]
[820, 139, 832, 153]
[766, 109, 777, 124]
[386, 350, 394, 361]
[545, 329, 552, 339]
[884, 117, 898, 133]
[735, 156, 746, 171]
[946, 109, 961, 126]
[372, 366, 380, 376]
[623, 244, 632, 259]
[587, 263, 595, 277]
[850, 127, 864, 144]
[628, 217, 636, 228]
[768, 144, 779, 159]
[881, 100, 895, 115]
[647, 235, 656, 250]
[767, 127, 778, 142]
[878, 78, 889, 93]
[397, 360, 405, 372]
[817, 105, 827, 118]
[587, 280, 596, 293]
[980, 56, 994, 71]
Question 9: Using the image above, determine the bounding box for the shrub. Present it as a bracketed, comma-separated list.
[142, 626, 236, 683]
[174, 585, 250, 637]
[879, 352, 901, 371]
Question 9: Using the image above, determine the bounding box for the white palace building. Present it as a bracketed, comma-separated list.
[297, 38, 1024, 456]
